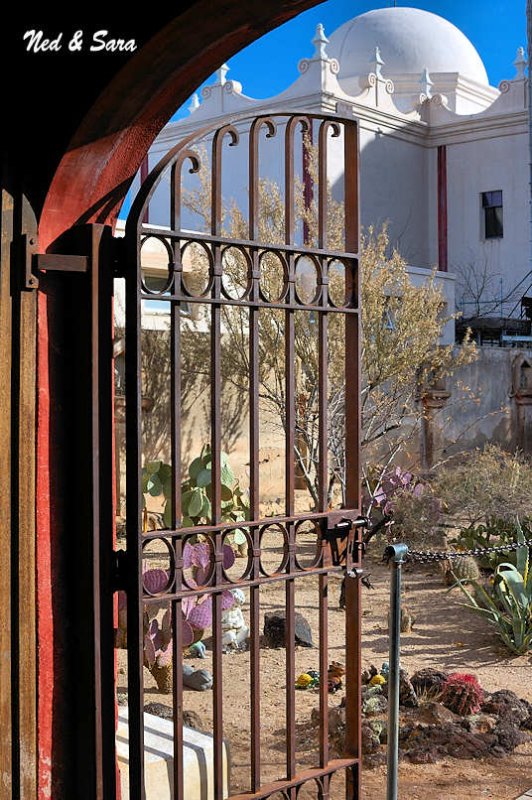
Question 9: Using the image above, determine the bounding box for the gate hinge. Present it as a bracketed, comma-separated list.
[112, 549, 129, 592]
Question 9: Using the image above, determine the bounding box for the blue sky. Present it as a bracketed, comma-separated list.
[172, 0, 525, 120]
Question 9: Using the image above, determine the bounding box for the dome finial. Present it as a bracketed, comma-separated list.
[514, 46, 526, 78]
[312, 23, 330, 61]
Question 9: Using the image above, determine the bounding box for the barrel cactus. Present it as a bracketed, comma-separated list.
[411, 667, 448, 699]
[442, 555, 480, 586]
[440, 672, 484, 716]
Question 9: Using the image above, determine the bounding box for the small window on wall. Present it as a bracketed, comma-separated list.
[481, 190, 503, 239]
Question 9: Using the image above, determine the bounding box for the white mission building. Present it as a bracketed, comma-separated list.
[117, 6, 532, 458]
[138, 5, 531, 346]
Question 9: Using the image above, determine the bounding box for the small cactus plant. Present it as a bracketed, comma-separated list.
[441, 555, 480, 586]
[440, 672, 484, 716]
[144, 611, 173, 692]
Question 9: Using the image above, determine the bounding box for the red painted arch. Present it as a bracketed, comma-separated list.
[39, 0, 322, 251]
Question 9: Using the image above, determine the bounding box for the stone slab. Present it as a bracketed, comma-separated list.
[117, 707, 230, 799]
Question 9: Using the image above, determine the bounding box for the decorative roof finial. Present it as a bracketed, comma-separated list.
[312, 23, 330, 61]
[514, 46, 527, 78]
[419, 68, 433, 99]
[217, 63, 230, 85]
[372, 46, 385, 80]
[365, 46, 394, 107]
[297, 22, 340, 88]
[188, 93, 200, 114]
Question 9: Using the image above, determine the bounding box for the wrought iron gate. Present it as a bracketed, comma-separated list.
[122, 112, 362, 800]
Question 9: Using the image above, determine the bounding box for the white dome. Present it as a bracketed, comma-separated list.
[328, 7, 489, 86]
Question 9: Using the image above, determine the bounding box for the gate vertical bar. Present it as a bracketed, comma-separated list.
[211, 292, 224, 800]
[343, 119, 362, 800]
[170, 160, 184, 800]
[212, 127, 232, 800]
[97, 227, 120, 800]
[249, 118, 268, 794]
[284, 117, 298, 791]
[317, 119, 331, 774]
[125, 223, 146, 800]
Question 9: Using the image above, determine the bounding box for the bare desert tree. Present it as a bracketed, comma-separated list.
[174, 139, 477, 506]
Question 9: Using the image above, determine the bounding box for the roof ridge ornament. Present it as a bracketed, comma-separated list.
[312, 22, 330, 61]
[297, 23, 341, 92]
[188, 93, 200, 114]
[364, 46, 394, 107]
[199, 61, 247, 114]
[217, 63, 230, 86]
[419, 67, 433, 102]
[514, 46, 527, 79]
[372, 46, 385, 80]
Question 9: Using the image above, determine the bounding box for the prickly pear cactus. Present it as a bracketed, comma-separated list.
[442, 555, 480, 586]
[440, 672, 484, 716]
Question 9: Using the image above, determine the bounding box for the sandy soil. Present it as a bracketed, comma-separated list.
[118, 552, 532, 799]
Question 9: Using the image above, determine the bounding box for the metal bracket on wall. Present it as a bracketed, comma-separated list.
[19, 237, 91, 290]
[19, 233, 39, 290]
[34, 253, 89, 274]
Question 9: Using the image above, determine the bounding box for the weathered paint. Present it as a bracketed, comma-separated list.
[37, 290, 53, 800]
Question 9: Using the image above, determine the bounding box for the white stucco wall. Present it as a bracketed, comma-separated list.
[358, 126, 431, 266]
[446, 128, 530, 307]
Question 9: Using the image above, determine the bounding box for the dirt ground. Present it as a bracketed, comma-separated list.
[118, 551, 532, 799]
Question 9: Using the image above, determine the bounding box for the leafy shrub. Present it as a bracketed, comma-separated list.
[367, 446, 532, 552]
[432, 446, 532, 529]
[364, 465, 440, 547]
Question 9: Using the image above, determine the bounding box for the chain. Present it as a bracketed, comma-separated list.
[401, 537, 532, 565]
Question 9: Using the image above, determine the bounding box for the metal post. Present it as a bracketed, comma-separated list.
[384, 543, 408, 800]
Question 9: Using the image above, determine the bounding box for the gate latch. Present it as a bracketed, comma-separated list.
[326, 519, 352, 567]
[325, 516, 368, 567]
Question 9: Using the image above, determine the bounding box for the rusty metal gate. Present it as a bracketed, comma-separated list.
[121, 112, 363, 800]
